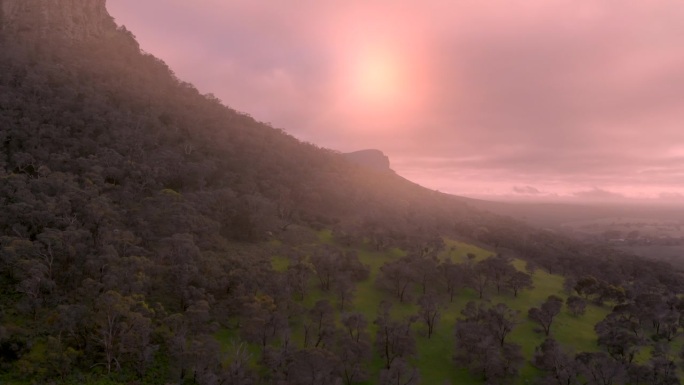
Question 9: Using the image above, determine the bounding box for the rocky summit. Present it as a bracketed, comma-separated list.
[343, 149, 393, 172]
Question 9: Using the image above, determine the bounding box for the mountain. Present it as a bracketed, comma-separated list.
[343, 149, 393, 172]
[1, 1, 683, 383]
[0, 0, 483, 247]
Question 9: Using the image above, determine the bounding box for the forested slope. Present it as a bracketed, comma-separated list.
[1, 2, 684, 384]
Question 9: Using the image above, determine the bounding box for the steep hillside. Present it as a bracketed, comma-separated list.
[1, 1, 684, 384]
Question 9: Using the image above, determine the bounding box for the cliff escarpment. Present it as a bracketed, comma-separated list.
[343, 149, 393, 173]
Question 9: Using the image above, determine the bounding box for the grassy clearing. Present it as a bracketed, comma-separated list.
[222, 237, 617, 384]
[271, 255, 290, 271]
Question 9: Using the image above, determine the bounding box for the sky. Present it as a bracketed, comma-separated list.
[107, 1, 684, 204]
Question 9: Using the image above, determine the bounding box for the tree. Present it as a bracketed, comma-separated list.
[454, 321, 523, 384]
[338, 313, 371, 384]
[636, 344, 680, 385]
[222, 342, 256, 385]
[240, 294, 288, 351]
[411, 235, 445, 259]
[466, 253, 478, 266]
[574, 276, 599, 300]
[303, 300, 336, 349]
[595, 311, 643, 364]
[377, 258, 417, 303]
[338, 250, 370, 282]
[528, 295, 563, 336]
[119, 308, 155, 377]
[506, 271, 534, 297]
[310, 247, 339, 291]
[311, 247, 369, 294]
[487, 303, 518, 347]
[480, 254, 516, 294]
[525, 260, 539, 275]
[288, 348, 341, 385]
[261, 342, 296, 384]
[454, 302, 523, 383]
[51, 304, 91, 354]
[25, 336, 82, 382]
[333, 274, 356, 311]
[633, 293, 668, 337]
[471, 261, 490, 299]
[374, 302, 417, 369]
[183, 334, 224, 384]
[532, 338, 579, 385]
[411, 255, 438, 295]
[335, 328, 371, 385]
[659, 309, 680, 342]
[92, 290, 153, 374]
[566, 295, 587, 316]
[341, 312, 369, 343]
[417, 293, 442, 339]
[575, 352, 627, 385]
[438, 259, 468, 302]
[379, 357, 420, 385]
[596, 282, 626, 306]
[286, 258, 313, 300]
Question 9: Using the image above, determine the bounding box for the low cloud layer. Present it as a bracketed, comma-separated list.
[513, 186, 542, 195]
[108, 1, 684, 202]
[573, 188, 625, 201]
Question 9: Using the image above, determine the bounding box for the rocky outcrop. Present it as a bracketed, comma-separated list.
[343, 149, 393, 173]
[0, 0, 115, 40]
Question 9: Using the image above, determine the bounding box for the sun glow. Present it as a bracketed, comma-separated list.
[333, 39, 429, 134]
[324, 7, 434, 134]
[350, 49, 405, 109]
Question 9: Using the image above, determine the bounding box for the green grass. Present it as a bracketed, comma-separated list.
[221, 237, 621, 384]
[317, 229, 335, 244]
[271, 255, 290, 271]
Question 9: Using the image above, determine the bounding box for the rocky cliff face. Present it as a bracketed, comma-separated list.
[0, 0, 115, 40]
[343, 149, 393, 173]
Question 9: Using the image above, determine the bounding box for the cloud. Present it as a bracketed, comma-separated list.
[573, 188, 625, 201]
[513, 186, 542, 195]
[659, 192, 684, 201]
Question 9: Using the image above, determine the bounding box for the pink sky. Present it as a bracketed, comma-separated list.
[107, 1, 684, 203]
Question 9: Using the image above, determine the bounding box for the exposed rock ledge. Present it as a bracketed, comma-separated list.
[343, 149, 393, 173]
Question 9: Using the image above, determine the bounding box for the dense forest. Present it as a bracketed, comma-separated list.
[2, 2, 684, 384]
